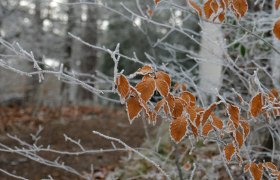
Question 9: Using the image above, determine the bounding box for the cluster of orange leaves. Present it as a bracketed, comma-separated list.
[115, 65, 280, 180]
[187, 0, 280, 40]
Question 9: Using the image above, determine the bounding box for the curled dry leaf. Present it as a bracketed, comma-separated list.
[273, 19, 280, 40]
[250, 92, 263, 117]
[186, 105, 197, 122]
[263, 162, 277, 171]
[210, 0, 219, 13]
[201, 103, 217, 126]
[231, 0, 248, 18]
[227, 103, 240, 129]
[116, 74, 130, 100]
[212, 115, 223, 129]
[181, 91, 196, 106]
[195, 113, 202, 127]
[135, 76, 156, 102]
[268, 88, 279, 102]
[202, 122, 213, 136]
[249, 163, 263, 180]
[204, 0, 214, 19]
[240, 121, 250, 138]
[147, 7, 154, 17]
[166, 93, 175, 112]
[275, 0, 280, 10]
[188, 0, 202, 17]
[224, 143, 235, 162]
[234, 129, 244, 149]
[155, 98, 166, 112]
[154, 0, 160, 5]
[172, 98, 184, 118]
[170, 116, 188, 143]
[244, 163, 251, 173]
[189, 121, 198, 137]
[155, 78, 169, 97]
[218, 12, 225, 22]
[126, 96, 142, 123]
[183, 162, 192, 171]
[221, 0, 229, 10]
[156, 71, 171, 88]
[136, 65, 154, 75]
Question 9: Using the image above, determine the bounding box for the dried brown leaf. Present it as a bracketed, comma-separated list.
[170, 116, 188, 143]
[250, 92, 263, 117]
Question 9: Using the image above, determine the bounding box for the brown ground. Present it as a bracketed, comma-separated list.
[0, 105, 157, 179]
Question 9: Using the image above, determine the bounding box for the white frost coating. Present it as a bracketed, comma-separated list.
[199, 22, 224, 101]
[272, 8, 280, 85]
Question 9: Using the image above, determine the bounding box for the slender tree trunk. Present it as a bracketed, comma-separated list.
[60, 0, 77, 104]
[76, 5, 98, 103]
[199, 21, 224, 104]
[25, 0, 43, 105]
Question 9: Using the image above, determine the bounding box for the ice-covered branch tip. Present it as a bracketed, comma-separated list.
[92, 130, 170, 180]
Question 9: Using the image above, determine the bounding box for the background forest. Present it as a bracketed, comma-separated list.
[0, 0, 280, 179]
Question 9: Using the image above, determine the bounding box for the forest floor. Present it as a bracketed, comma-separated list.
[0, 105, 158, 179]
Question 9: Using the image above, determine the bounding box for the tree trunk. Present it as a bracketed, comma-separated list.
[76, 5, 98, 103]
[199, 22, 224, 104]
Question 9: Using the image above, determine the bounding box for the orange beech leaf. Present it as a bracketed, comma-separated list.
[182, 84, 187, 91]
[249, 163, 263, 180]
[154, 0, 160, 5]
[136, 65, 154, 75]
[274, 19, 280, 40]
[195, 113, 202, 127]
[272, 171, 280, 176]
[183, 162, 192, 171]
[236, 153, 243, 164]
[164, 104, 169, 115]
[231, 0, 248, 18]
[155, 98, 166, 112]
[186, 105, 197, 122]
[234, 129, 244, 149]
[172, 98, 184, 118]
[201, 103, 217, 126]
[116, 74, 130, 100]
[263, 162, 277, 171]
[170, 116, 188, 143]
[204, 0, 214, 19]
[244, 163, 251, 173]
[173, 82, 180, 91]
[218, 12, 225, 22]
[202, 122, 213, 136]
[210, 0, 219, 13]
[275, 0, 280, 10]
[227, 103, 240, 129]
[224, 143, 235, 161]
[181, 91, 196, 106]
[166, 93, 175, 112]
[221, 0, 229, 9]
[268, 88, 279, 102]
[240, 121, 250, 138]
[135, 76, 156, 102]
[189, 121, 198, 137]
[155, 78, 169, 97]
[148, 111, 157, 125]
[212, 115, 223, 129]
[188, 0, 202, 17]
[156, 71, 171, 87]
[250, 92, 263, 117]
[126, 96, 142, 123]
[147, 7, 153, 17]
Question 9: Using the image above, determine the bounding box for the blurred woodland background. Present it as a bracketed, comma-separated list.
[0, 0, 280, 179]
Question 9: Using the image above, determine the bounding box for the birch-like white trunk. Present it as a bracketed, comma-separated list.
[199, 22, 224, 103]
[272, 8, 280, 85]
